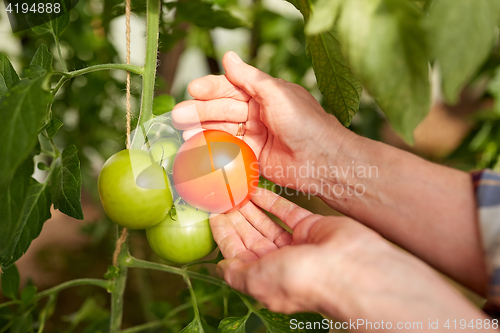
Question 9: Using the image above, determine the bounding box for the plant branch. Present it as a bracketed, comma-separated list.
[109, 0, 160, 330]
[120, 290, 224, 333]
[121, 291, 221, 333]
[184, 276, 202, 324]
[235, 291, 259, 313]
[138, 0, 161, 126]
[110, 227, 130, 333]
[37, 294, 57, 333]
[51, 64, 143, 100]
[53, 34, 68, 73]
[0, 278, 110, 310]
[124, 256, 227, 287]
[36, 278, 111, 299]
[62, 63, 144, 78]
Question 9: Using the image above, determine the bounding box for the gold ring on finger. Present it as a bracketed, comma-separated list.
[236, 122, 246, 138]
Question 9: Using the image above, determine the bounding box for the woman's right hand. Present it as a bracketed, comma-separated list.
[172, 51, 355, 191]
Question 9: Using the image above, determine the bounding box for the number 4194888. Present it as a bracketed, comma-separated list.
[6, 2, 61, 14]
[444, 319, 499, 330]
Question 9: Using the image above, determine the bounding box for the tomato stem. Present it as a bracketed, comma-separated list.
[183, 276, 203, 324]
[0, 278, 110, 311]
[138, 0, 161, 128]
[124, 256, 227, 287]
[109, 0, 161, 329]
[110, 227, 130, 333]
[53, 33, 68, 73]
[62, 64, 144, 78]
[120, 290, 223, 333]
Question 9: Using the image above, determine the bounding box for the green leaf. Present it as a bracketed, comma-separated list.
[30, 11, 70, 37]
[0, 152, 52, 269]
[153, 95, 176, 116]
[10, 311, 33, 333]
[0, 76, 51, 186]
[0, 53, 20, 90]
[257, 309, 328, 332]
[337, 0, 430, 143]
[307, 31, 362, 126]
[44, 118, 63, 139]
[21, 65, 47, 79]
[180, 318, 216, 333]
[218, 316, 248, 333]
[21, 44, 53, 79]
[21, 285, 38, 305]
[291, 0, 362, 126]
[181, 320, 201, 333]
[51, 145, 84, 220]
[1, 264, 20, 299]
[30, 44, 53, 71]
[428, 0, 500, 104]
[0, 75, 7, 97]
[62, 297, 109, 328]
[305, 0, 344, 35]
[489, 67, 500, 113]
[167, 1, 246, 29]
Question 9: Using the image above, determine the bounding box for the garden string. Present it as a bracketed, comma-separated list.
[113, 0, 132, 267]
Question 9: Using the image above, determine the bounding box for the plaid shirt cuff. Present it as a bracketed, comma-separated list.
[472, 169, 500, 309]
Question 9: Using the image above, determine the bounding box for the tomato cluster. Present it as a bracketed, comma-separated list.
[98, 130, 259, 263]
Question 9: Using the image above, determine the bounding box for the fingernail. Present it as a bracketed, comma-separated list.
[228, 51, 242, 64]
[216, 265, 223, 277]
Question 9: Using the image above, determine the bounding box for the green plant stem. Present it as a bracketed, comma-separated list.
[51, 77, 68, 97]
[236, 292, 272, 330]
[120, 320, 170, 333]
[124, 256, 227, 287]
[62, 64, 144, 78]
[110, 228, 130, 333]
[235, 291, 259, 313]
[37, 278, 110, 298]
[120, 290, 224, 333]
[184, 276, 202, 324]
[0, 278, 110, 310]
[138, 0, 161, 127]
[223, 288, 229, 318]
[51, 64, 143, 99]
[109, 0, 161, 330]
[37, 294, 57, 333]
[53, 34, 68, 73]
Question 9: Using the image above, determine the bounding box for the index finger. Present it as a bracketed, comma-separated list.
[188, 75, 251, 102]
[209, 213, 259, 262]
[250, 187, 313, 231]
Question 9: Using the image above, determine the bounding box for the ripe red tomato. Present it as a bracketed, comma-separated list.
[172, 130, 259, 213]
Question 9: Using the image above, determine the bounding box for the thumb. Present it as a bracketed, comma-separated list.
[222, 51, 277, 99]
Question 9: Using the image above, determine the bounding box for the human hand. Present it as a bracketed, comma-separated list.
[172, 52, 488, 301]
[211, 188, 490, 327]
[172, 51, 354, 191]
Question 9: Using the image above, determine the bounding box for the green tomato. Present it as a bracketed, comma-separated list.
[150, 138, 180, 172]
[146, 204, 217, 263]
[98, 149, 173, 229]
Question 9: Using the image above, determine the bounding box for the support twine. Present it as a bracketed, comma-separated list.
[113, 0, 132, 267]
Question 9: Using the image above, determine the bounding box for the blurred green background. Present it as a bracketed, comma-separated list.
[0, 0, 499, 331]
